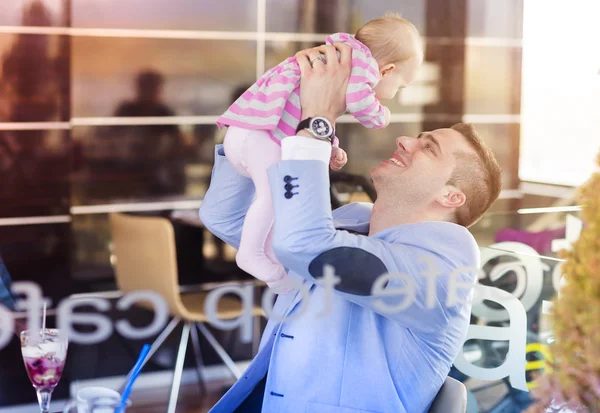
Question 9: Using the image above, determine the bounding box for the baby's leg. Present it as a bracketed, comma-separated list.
[223, 128, 294, 293]
[222, 126, 251, 178]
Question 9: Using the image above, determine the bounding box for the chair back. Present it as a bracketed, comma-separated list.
[428, 376, 467, 413]
[109, 213, 185, 317]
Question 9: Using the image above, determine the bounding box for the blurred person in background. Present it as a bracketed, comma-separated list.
[93, 70, 190, 199]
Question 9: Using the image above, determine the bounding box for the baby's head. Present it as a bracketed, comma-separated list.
[355, 13, 423, 100]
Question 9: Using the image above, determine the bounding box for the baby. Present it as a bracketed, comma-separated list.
[213, 13, 423, 293]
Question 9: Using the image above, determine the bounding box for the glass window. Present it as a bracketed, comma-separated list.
[71, 37, 257, 118]
[0, 33, 69, 122]
[0, 222, 72, 301]
[0, 0, 66, 27]
[0, 129, 70, 217]
[459, 245, 561, 411]
[465, 46, 522, 114]
[467, 0, 524, 38]
[519, 0, 600, 187]
[71, 124, 218, 205]
[72, 0, 258, 31]
[266, 0, 425, 34]
[266, 0, 522, 38]
[71, 212, 246, 287]
[467, 123, 521, 189]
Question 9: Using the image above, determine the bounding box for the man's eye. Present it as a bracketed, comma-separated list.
[425, 143, 434, 153]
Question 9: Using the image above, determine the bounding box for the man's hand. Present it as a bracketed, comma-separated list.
[296, 43, 352, 125]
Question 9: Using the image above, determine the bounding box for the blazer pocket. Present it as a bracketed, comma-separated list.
[306, 401, 383, 413]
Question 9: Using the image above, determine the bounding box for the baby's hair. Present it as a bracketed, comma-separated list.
[355, 12, 422, 66]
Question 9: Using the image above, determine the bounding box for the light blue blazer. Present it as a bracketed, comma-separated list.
[200, 146, 479, 413]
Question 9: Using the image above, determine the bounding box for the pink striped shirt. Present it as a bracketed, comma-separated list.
[217, 33, 386, 144]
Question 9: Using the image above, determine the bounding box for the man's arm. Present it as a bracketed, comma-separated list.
[198, 145, 255, 249]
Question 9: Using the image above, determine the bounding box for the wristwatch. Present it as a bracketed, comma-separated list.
[295, 117, 334, 143]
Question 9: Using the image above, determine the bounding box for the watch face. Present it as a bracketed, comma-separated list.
[310, 117, 333, 138]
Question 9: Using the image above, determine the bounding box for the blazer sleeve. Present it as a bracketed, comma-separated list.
[199, 145, 255, 249]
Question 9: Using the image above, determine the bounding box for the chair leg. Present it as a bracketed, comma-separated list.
[190, 322, 207, 397]
[118, 317, 181, 394]
[167, 322, 191, 413]
[196, 322, 242, 379]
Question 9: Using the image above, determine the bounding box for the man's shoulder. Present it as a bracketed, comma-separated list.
[392, 221, 480, 268]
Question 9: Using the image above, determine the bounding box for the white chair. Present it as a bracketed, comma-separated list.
[110, 213, 264, 413]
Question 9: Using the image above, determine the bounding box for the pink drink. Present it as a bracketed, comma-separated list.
[22, 353, 65, 389]
[20, 329, 68, 413]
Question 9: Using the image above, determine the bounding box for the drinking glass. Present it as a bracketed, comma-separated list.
[20, 329, 68, 413]
[63, 394, 131, 413]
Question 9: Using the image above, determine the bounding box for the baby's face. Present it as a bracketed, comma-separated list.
[374, 55, 422, 101]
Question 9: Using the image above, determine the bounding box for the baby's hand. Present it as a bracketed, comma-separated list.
[330, 146, 348, 171]
[383, 106, 391, 127]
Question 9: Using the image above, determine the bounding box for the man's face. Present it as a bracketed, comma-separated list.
[370, 128, 474, 208]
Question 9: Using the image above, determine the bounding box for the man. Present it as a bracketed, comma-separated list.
[104, 70, 188, 197]
[200, 43, 502, 413]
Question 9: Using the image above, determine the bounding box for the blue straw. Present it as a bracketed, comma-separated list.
[117, 344, 151, 412]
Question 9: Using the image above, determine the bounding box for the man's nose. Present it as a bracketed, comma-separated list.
[396, 136, 419, 153]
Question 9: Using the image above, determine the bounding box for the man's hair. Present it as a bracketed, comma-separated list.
[447, 123, 503, 227]
[355, 12, 422, 66]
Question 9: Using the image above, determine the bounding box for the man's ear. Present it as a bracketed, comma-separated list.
[436, 185, 466, 209]
[380, 63, 396, 77]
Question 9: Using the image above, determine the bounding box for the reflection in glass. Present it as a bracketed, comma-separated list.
[71, 84, 254, 205]
[106, 70, 187, 197]
[464, 123, 520, 189]
[72, 37, 257, 117]
[472, 207, 580, 251]
[467, 0, 523, 39]
[71, 121, 221, 204]
[0, 223, 72, 302]
[72, 0, 257, 31]
[71, 213, 246, 287]
[0, 129, 70, 217]
[454, 245, 561, 412]
[265, 0, 522, 38]
[465, 46, 522, 114]
[0, 0, 65, 27]
[265, 0, 425, 34]
[72, 126, 194, 204]
[0, 30, 68, 122]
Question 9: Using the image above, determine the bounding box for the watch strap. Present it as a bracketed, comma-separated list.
[295, 118, 312, 134]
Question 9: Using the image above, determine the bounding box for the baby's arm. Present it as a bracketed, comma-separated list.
[345, 57, 389, 129]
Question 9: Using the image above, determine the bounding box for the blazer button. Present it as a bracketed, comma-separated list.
[285, 192, 294, 199]
[283, 175, 298, 183]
